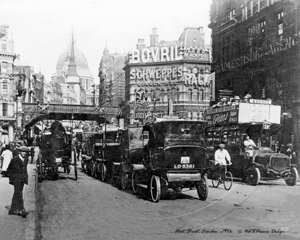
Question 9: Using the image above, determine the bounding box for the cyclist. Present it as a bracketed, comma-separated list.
[214, 143, 232, 178]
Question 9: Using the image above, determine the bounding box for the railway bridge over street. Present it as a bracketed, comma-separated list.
[22, 103, 120, 132]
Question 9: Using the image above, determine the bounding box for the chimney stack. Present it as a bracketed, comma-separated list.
[136, 39, 146, 50]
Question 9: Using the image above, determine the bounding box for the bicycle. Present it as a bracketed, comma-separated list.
[210, 161, 233, 190]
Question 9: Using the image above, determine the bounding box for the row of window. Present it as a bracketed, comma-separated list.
[221, 0, 276, 25]
[1, 82, 8, 94]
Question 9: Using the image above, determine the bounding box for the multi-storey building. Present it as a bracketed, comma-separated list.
[50, 80, 63, 104]
[98, 47, 126, 107]
[32, 72, 45, 103]
[123, 27, 212, 125]
[0, 25, 17, 143]
[209, 0, 300, 153]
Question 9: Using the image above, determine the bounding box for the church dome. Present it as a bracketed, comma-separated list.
[56, 48, 92, 78]
[179, 27, 205, 49]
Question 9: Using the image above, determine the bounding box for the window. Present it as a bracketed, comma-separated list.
[253, 0, 258, 14]
[278, 23, 283, 35]
[259, 18, 266, 33]
[277, 11, 283, 20]
[2, 82, 8, 94]
[2, 103, 8, 116]
[229, 8, 236, 20]
[2, 40, 7, 52]
[1, 62, 7, 73]
[247, 1, 252, 19]
[260, 0, 268, 10]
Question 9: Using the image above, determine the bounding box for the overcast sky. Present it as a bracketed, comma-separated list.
[1, 0, 211, 83]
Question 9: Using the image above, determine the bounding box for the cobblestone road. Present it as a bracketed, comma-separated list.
[38, 167, 300, 240]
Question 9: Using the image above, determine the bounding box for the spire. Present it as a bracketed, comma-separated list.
[66, 30, 78, 77]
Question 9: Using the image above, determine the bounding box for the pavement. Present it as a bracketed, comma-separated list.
[0, 147, 38, 240]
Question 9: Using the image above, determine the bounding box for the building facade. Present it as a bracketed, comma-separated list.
[209, 0, 300, 153]
[98, 47, 126, 108]
[123, 27, 212, 126]
[0, 25, 17, 143]
[50, 81, 63, 104]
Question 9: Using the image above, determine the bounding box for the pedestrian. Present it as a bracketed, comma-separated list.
[214, 142, 232, 178]
[7, 146, 30, 218]
[1, 144, 13, 177]
[244, 135, 257, 157]
[30, 146, 35, 164]
[286, 143, 296, 161]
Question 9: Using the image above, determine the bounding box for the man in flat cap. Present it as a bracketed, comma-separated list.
[7, 146, 30, 218]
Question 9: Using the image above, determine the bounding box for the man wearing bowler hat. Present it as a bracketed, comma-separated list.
[7, 146, 30, 218]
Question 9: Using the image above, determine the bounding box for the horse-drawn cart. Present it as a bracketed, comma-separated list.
[37, 121, 77, 182]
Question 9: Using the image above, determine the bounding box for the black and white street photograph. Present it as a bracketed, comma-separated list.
[0, 0, 300, 239]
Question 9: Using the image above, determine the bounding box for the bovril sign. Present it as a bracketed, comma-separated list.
[128, 44, 183, 64]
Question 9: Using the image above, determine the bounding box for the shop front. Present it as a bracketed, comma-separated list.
[0, 118, 15, 143]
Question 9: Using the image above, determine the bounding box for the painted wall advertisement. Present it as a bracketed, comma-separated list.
[205, 105, 238, 127]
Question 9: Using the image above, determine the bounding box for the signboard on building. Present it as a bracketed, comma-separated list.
[128, 43, 183, 64]
[205, 102, 281, 126]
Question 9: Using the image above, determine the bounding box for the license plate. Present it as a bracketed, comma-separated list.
[56, 158, 62, 163]
[181, 156, 190, 164]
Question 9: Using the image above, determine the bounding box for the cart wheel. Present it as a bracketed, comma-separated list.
[285, 167, 299, 186]
[197, 175, 209, 201]
[150, 175, 161, 203]
[100, 163, 107, 182]
[74, 155, 78, 181]
[91, 162, 95, 177]
[211, 173, 220, 188]
[132, 171, 139, 194]
[246, 167, 260, 186]
[94, 163, 99, 179]
[223, 171, 233, 190]
[120, 170, 128, 190]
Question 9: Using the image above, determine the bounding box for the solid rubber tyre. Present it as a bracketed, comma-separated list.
[197, 175, 209, 201]
[285, 167, 299, 186]
[150, 175, 161, 203]
[100, 163, 107, 182]
[120, 169, 127, 190]
[131, 171, 139, 194]
[247, 167, 261, 186]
